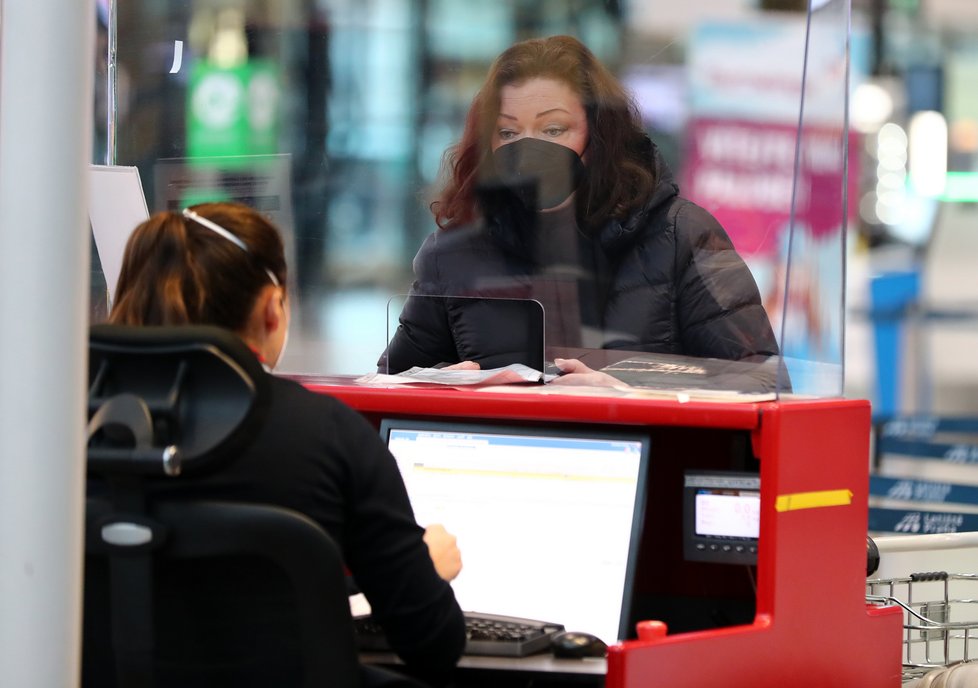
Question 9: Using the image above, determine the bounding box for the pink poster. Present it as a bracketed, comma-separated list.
[681, 117, 859, 257]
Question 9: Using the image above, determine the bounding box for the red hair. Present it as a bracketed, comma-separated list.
[431, 35, 656, 231]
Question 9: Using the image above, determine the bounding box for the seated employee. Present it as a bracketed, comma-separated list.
[379, 35, 779, 381]
[90, 202, 465, 687]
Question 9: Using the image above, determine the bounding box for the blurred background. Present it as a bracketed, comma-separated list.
[89, 0, 978, 417]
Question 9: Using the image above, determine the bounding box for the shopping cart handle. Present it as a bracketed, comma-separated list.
[909, 571, 949, 581]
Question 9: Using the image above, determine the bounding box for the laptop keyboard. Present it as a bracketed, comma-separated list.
[355, 611, 565, 658]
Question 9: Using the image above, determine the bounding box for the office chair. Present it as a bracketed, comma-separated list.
[83, 324, 361, 688]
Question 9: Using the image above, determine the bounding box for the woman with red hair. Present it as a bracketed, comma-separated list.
[380, 35, 779, 384]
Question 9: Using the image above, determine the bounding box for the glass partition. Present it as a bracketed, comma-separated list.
[681, 1, 859, 397]
[381, 294, 781, 394]
[382, 294, 546, 374]
[93, 0, 854, 398]
[775, 0, 863, 397]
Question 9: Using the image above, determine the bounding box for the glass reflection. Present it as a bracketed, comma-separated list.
[92, 1, 854, 395]
[380, 35, 780, 391]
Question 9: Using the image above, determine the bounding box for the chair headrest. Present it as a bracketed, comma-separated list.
[88, 324, 270, 478]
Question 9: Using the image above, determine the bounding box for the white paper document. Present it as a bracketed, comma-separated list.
[89, 165, 150, 301]
[356, 363, 549, 386]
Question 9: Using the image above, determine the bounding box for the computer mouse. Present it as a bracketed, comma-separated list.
[550, 631, 608, 659]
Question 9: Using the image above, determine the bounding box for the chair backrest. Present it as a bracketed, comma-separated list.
[87, 323, 270, 476]
[83, 325, 361, 688]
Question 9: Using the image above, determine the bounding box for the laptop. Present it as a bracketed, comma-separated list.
[378, 418, 650, 645]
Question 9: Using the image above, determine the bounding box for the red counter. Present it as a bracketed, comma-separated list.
[306, 380, 904, 687]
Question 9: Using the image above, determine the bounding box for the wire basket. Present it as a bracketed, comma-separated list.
[867, 572, 978, 679]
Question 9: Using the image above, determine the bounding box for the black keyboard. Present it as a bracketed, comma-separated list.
[355, 611, 565, 658]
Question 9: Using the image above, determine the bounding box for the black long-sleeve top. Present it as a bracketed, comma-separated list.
[143, 374, 466, 680]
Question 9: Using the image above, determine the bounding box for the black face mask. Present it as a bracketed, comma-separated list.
[490, 138, 585, 211]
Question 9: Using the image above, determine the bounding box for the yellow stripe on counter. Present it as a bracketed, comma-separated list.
[775, 489, 853, 512]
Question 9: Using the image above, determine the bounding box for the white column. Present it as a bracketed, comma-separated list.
[0, 0, 95, 685]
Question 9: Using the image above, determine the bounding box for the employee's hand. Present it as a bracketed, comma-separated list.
[423, 524, 463, 581]
[548, 358, 623, 388]
[439, 360, 480, 371]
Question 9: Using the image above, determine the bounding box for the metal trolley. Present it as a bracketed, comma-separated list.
[867, 572, 978, 680]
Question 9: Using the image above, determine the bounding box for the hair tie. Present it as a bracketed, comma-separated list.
[182, 208, 280, 287]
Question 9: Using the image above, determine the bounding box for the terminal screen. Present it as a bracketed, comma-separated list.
[683, 471, 761, 565]
[379, 419, 650, 643]
[695, 488, 760, 538]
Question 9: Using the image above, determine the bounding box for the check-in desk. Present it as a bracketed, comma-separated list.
[306, 379, 904, 687]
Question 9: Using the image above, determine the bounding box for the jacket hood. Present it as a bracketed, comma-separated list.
[596, 138, 680, 255]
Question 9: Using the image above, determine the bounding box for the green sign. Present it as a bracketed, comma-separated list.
[187, 59, 280, 161]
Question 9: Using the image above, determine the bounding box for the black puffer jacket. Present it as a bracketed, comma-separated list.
[380, 146, 779, 373]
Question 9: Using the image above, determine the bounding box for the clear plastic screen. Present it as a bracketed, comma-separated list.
[383, 293, 783, 395]
[92, 0, 852, 397]
[779, 0, 859, 397]
[382, 294, 547, 375]
[683, 1, 858, 398]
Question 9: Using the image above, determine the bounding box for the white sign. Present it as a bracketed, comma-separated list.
[89, 165, 150, 302]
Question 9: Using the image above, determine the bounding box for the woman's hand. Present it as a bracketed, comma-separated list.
[423, 524, 463, 581]
[548, 358, 623, 387]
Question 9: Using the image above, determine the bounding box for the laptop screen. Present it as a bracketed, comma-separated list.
[379, 418, 650, 643]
